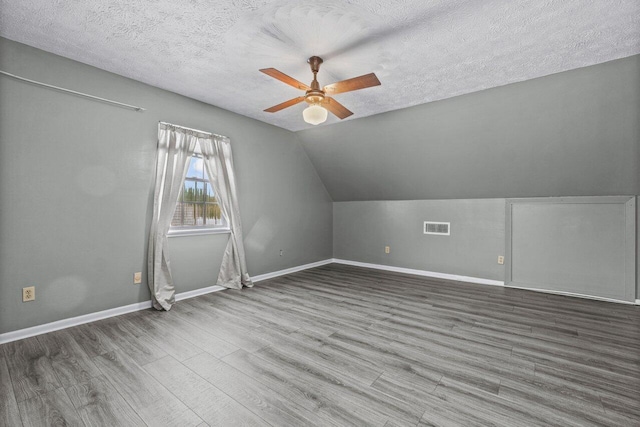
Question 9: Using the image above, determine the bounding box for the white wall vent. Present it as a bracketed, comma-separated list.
[424, 221, 450, 235]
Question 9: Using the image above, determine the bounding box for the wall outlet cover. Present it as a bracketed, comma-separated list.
[133, 272, 142, 284]
[498, 256, 505, 265]
[22, 286, 35, 302]
[385, 246, 390, 254]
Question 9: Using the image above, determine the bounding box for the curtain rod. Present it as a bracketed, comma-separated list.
[159, 121, 227, 140]
[0, 70, 145, 112]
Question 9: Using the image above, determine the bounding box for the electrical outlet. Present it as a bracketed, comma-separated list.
[22, 286, 35, 302]
[498, 256, 504, 265]
[279, 249, 283, 257]
[385, 246, 390, 254]
[133, 272, 142, 284]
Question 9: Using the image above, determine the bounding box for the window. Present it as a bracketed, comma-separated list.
[169, 152, 228, 236]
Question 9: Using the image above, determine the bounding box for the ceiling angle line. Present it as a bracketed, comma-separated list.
[0, 70, 146, 112]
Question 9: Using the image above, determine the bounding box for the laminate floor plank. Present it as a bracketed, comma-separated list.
[515, 299, 634, 323]
[512, 343, 640, 380]
[93, 349, 203, 426]
[37, 329, 102, 387]
[196, 293, 296, 333]
[1, 263, 638, 426]
[226, 348, 385, 426]
[253, 326, 384, 385]
[459, 320, 640, 371]
[387, 336, 535, 381]
[387, 304, 481, 331]
[65, 375, 146, 426]
[253, 345, 422, 424]
[4, 336, 61, 403]
[67, 322, 119, 358]
[93, 316, 168, 366]
[519, 330, 640, 373]
[574, 327, 640, 350]
[225, 291, 362, 337]
[0, 353, 23, 427]
[371, 369, 441, 410]
[278, 303, 375, 335]
[288, 276, 402, 303]
[600, 394, 640, 423]
[384, 418, 419, 427]
[225, 287, 392, 326]
[376, 316, 514, 358]
[533, 363, 640, 406]
[278, 274, 401, 309]
[144, 355, 269, 427]
[141, 309, 240, 359]
[498, 377, 638, 426]
[172, 300, 271, 353]
[224, 347, 405, 426]
[424, 377, 574, 427]
[329, 328, 502, 394]
[391, 301, 554, 332]
[184, 352, 334, 427]
[219, 292, 342, 337]
[278, 294, 394, 326]
[123, 311, 204, 362]
[17, 387, 83, 427]
[201, 292, 302, 333]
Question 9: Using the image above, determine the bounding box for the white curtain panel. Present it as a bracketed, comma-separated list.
[148, 124, 198, 310]
[201, 136, 253, 289]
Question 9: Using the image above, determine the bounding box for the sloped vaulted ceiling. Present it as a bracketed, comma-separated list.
[297, 56, 640, 201]
[1, 0, 639, 131]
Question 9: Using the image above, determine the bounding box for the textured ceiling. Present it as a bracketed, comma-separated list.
[1, 0, 639, 131]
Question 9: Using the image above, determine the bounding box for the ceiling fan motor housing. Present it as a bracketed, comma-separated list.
[305, 89, 324, 104]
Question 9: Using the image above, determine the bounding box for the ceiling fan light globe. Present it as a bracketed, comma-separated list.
[303, 104, 328, 125]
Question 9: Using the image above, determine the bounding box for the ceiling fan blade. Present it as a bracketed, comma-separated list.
[264, 96, 306, 113]
[323, 73, 381, 95]
[322, 97, 353, 119]
[260, 68, 311, 91]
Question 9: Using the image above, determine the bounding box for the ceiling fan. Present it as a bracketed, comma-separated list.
[260, 56, 381, 125]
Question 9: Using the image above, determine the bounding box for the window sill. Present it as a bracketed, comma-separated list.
[167, 228, 231, 238]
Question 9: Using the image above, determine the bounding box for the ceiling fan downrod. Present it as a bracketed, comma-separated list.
[306, 56, 324, 104]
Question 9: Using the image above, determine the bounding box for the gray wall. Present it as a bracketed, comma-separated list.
[506, 197, 635, 302]
[298, 55, 640, 202]
[305, 56, 640, 298]
[0, 38, 333, 334]
[334, 200, 505, 281]
[334, 197, 637, 301]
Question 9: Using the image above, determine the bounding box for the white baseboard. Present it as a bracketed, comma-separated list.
[333, 259, 640, 305]
[0, 258, 333, 345]
[332, 258, 504, 287]
[0, 300, 152, 345]
[175, 285, 226, 302]
[252, 259, 334, 283]
[506, 284, 637, 305]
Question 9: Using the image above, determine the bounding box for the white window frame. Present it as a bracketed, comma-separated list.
[168, 144, 230, 238]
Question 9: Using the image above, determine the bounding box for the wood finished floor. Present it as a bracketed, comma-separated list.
[1, 263, 639, 426]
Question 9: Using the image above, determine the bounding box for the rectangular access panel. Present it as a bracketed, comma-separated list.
[505, 196, 636, 302]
